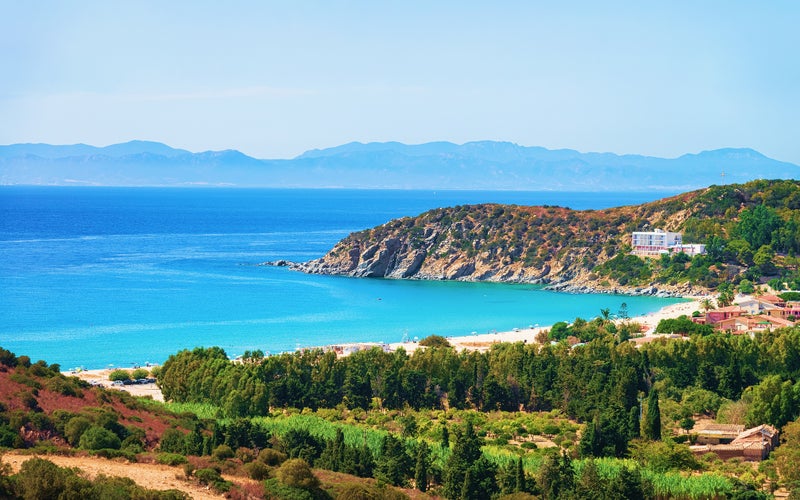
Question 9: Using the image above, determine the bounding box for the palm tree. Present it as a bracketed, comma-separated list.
[701, 298, 715, 312]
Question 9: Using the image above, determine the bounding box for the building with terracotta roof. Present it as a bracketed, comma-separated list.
[691, 424, 779, 461]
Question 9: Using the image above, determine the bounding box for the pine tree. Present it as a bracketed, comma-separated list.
[644, 389, 661, 441]
[441, 423, 450, 449]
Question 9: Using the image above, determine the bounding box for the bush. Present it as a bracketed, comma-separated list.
[159, 428, 186, 454]
[245, 460, 271, 480]
[108, 369, 131, 382]
[65, 416, 92, 446]
[91, 449, 137, 461]
[212, 444, 235, 460]
[79, 426, 121, 450]
[336, 482, 410, 499]
[194, 467, 231, 493]
[276, 458, 320, 490]
[235, 447, 256, 463]
[419, 335, 452, 348]
[157, 453, 188, 466]
[131, 368, 150, 380]
[121, 434, 145, 453]
[264, 478, 317, 500]
[258, 447, 288, 466]
[0, 424, 23, 448]
[14, 457, 68, 499]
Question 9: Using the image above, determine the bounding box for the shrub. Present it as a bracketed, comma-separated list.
[419, 335, 452, 348]
[0, 348, 17, 367]
[159, 428, 186, 454]
[157, 453, 188, 466]
[263, 478, 316, 500]
[276, 458, 320, 490]
[45, 377, 80, 397]
[245, 460, 271, 480]
[0, 424, 23, 448]
[258, 447, 288, 466]
[121, 435, 144, 454]
[336, 482, 410, 500]
[79, 426, 121, 450]
[194, 467, 231, 492]
[108, 369, 131, 382]
[14, 457, 68, 499]
[64, 416, 92, 446]
[131, 368, 150, 380]
[235, 447, 256, 463]
[212, 444, 235, 460]
[91, 449, 137, 461]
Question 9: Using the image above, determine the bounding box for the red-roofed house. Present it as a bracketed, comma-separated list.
[705, 306, 744, 324]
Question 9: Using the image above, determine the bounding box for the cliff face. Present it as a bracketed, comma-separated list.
[285, 181, 797, 296]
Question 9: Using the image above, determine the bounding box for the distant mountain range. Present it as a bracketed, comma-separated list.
[1, 140, 797, 191]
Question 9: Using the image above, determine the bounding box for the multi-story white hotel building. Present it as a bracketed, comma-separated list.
[631, 229, 706, 256]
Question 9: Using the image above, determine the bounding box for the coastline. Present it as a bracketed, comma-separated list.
[387, 296, 705, 353]
[66, 296, 705, 402]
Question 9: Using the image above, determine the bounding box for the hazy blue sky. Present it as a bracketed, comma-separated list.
[2, 2, 799, 162]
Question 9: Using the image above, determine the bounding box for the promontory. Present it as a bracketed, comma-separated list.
[278, 180, 800, 297]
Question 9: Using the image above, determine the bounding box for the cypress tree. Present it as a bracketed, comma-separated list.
[644, 389, 661, 441]
[514, 457, 526, 493]
[443, 422, 482, 500]
[415, 441, 430, 492]
[579, 416, 600, 458]
[628, 405, 640, 440]
[460, 468, 475, 500]
[185, 429, 204, 456]
[441, 423, 450, 449]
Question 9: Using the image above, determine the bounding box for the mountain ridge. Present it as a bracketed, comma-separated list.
[1, 140, 796, 190]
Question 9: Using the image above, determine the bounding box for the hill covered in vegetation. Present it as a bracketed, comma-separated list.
[290, 180, 800, 295]
[7, 317, 800, 497]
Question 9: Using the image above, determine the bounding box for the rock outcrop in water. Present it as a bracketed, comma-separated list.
[277, 181, 800, 296]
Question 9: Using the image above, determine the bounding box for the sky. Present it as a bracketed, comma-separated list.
[2, 1, 799, 163]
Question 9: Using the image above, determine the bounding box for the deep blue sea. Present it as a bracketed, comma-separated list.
[0, 187, 683, 369]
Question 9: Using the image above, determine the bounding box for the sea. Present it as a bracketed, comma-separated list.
[0, 187, 684, 370]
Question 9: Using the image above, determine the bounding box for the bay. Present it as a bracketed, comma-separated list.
[0, 187, 683, 369]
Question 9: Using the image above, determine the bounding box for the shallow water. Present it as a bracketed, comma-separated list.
[0, 187, 681, 369]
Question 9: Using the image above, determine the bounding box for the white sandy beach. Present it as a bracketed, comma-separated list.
[389, 296, 707, 353]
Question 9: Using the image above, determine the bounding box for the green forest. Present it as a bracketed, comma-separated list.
[147, 317, 800, 498]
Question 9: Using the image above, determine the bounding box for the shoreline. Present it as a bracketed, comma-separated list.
[387, 296, 705, 353]
[66, 296, 706, 401]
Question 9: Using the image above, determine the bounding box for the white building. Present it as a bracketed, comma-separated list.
[631, 229, 705, 256]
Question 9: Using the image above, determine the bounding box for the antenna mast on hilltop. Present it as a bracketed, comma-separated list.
[720, 169, 726, 183]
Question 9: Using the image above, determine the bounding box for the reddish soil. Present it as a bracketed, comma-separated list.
[0, 366, 175, 448]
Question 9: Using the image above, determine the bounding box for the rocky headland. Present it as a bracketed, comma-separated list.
[270, 182, 797, 297]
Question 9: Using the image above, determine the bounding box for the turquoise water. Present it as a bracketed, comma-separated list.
[0, 187, 682, 369]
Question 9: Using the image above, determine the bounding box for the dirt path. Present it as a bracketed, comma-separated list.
[2, 452, 223, 499]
